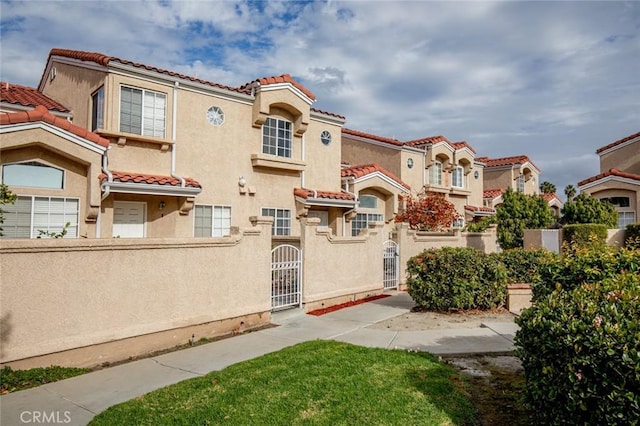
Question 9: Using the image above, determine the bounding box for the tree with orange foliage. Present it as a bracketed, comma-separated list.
[394, 192, 458, 231]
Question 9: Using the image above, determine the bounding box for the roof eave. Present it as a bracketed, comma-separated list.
[102, 181, 202, 197]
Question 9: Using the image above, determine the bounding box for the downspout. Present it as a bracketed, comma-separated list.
[171, 81, 186, 188]
[301, 133, 306, 188]
[422, 147, 427, 188]
[98, 147, 113, 238]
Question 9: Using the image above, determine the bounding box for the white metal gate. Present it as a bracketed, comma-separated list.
[271, 245, 302, 310]
[383, 240, 399, 290]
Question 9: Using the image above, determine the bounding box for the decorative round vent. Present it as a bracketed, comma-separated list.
[206, 106, 224, 126]
[320, 130, 332, 145]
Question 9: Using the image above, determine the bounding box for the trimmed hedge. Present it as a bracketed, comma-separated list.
[515, 271, 640, 425]
[625, 223, 640, 248]
[499, 248, 558, 286]
[562, 223, 608, 247]
[406, 247, 507, 311]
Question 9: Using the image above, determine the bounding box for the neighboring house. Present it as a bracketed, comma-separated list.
[578, 131, 640, 228]
[1, 48, 356, 240]
[476, 155, 541, 196]
[0, 81, 72, 119]
[341, 129, 489, 227]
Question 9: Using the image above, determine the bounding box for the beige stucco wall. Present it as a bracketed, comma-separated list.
[300, 218, 385, 310]
[399, 149, 423, 193]
[341, 136, 401, 175]
[483, 167, 539, 196]
[0, 219, 273, 366]
[599, 140, 640, 175]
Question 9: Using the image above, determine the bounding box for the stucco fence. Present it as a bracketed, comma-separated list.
[524, 228, 626, 253]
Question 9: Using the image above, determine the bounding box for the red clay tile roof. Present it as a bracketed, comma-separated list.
[0, 105, 109, 148]
[404, 135, 451, 148]
[595, 131, 640, 154]
[46, 48, 246, 95]
[311, 107, 345, 120]
[464, 205, 496, 213]
[451, 141, 477, 154]
[342, 128, 404, 147]
[341, 163, 410, 190]
[100, 171, 201, 188]
[483, 189, 505, 199]
[541, 193, 562, 202]
[1, 82, 70, 112]
[242, 74, 316, 101]
[578, 168, 640, 187]
[294, 188, 355, 201]
[477, 155, 539, 171]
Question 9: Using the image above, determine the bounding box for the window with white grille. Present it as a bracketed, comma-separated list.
[452, 166, 464, 188]
[194, 205, 232, 237]
[351, 213, 383, 236]
[430, 161, 442, 185]
[1, 196, 79, 238]
[261, 208, 291, 236]
[262, 118, 292, 158]
[120, 86, 166, 138]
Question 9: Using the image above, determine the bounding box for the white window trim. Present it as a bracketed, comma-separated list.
[1, 195, 79, 238]
[452, 166, 464, 189]
[351, 212, 383, 236]
[261, 207, 292, 236]
[193, 204, 232, 237]
[2, 161, 65, 190]
[119, 85, 166, 138]
[430, 161, 443, 186]
[262, 117, 292, 158]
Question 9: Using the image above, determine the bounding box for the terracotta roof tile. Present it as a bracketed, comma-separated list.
[541, 193, 561, 202]
[0, 82, 70, 112]
[240, 73, 316, 101]
[478, 155, 539, 171]
[483, 189, 505, 199]
[0, 105, 109, 148]
[578, 168, 640, 187]
[464, 205, 496, 213]
[595, 131, 640, 154]
[99, 171, 201, 188]
[293, 188, 355, 201]
[311, 107, 345, 120]
[341, 163, 410, 190]
[342, 128, 404, 147]
[46, 48, 245, 95]
[452, 141, 477, 154]
[404, 135, 451, 148]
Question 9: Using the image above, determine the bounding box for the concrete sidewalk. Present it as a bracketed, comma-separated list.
[0, 292, 519, 426]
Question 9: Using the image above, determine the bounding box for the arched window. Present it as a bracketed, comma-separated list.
[2, 162, 64, 189]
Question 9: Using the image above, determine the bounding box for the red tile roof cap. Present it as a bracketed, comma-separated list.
[341, 163, 411, 190]
[0, 105, 109, 148]
[0, 82, 70, 112]
[478, 155, 539, 171]
[464, 205, 496, 213]
[404, 135, 451, 147]
[595, 131, 640, 154]
[240, 74, 316, 101]
[483, 188, 505, 199]
[293, 188, 355, 201]
[99, 171, 201, 188]
[577, 168, 640, 187]
[452, 141, 477, 154]
[342, 128, 404, 147]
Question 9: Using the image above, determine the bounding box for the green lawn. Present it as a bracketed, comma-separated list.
[90, 340, 476, 425]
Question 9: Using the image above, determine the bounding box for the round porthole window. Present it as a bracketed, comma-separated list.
[206, 106, 224, 126]
[320, 130, 332, 145]
[474, 170, 479, 179]
[407, 158, 414, 169]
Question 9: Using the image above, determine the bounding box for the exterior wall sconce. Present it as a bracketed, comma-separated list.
[159, 201, 166, 210]
[238, 176, 247, 187]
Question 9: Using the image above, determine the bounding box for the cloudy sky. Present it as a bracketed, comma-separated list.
[1, 0, 638, 197]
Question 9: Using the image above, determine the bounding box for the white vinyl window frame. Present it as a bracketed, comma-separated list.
[452, 166, 464, 188]
[261, 207, 291, 236]
[618, 211, 636, 229]
[262, 117, 292, 158]
[351, 213, 383, 237]
[0, 195, 79, 238]
[2, 162, 65, 190]
[516, 175, 525, 193]
[119, 86, 166, 138]
[194, 205, 232, 237]
[92, 86, 104, 131]
[430, 161, 443, 186]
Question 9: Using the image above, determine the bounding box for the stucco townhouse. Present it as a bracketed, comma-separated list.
[578, 131, 640, 229]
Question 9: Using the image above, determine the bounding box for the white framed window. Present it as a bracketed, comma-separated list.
[92, 86, 104, 131]
[351, 213, 383, 236]
[194, 205, 232, 237]
[452, 166, 464, 188]
[453, 217, 465, 228]
[618, 211, 636, 229]
[120, 86, 166, 138]
[430, 161, 442, 186]
[262, 118, 292, 158]
[1, 196, 79, 238]
[359, 195, 378, 209]
[2, 162, 64, 189]
[262, 208, 291, 236]
[516, 175, 525, 193]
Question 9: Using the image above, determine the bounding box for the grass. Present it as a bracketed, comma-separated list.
[90, 340, 476, 425]
[0, 365, 90, 394]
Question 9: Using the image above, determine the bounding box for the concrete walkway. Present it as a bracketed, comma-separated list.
[0, 292, 519, 426]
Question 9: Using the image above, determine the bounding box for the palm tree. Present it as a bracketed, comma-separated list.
[564, 184, 577, 202]
[539, 181, 556, 194]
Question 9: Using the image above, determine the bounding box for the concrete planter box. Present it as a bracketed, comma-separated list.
[507, 283, 532, 315]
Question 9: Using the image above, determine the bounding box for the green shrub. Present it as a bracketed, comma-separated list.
[498, 248, 558, 286]
[515, 271, 640, 425]
[562, 223, 608, 247]
[625, 223, 640, 249]
[463, 216, 495, 233]
[406, 247, 507, 311]
[1, 365, 89, 393]
[534, 243, 640, 301]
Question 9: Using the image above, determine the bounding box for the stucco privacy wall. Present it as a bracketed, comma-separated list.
[300, 218, 385, 311]
[523, 229, 625, 252]
[395, 224, 498, 286]
[0, 218, 273, 367]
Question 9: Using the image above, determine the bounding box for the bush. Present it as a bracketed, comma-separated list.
[625, 223, 640, 249]
[1, 365, 90, 393]
[498, 248, 558, 286]
[515, 271, 640, 425]
[534, 243, 640, 301]
[562, 223, 608, 247]
[406, 247, 507, 311]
